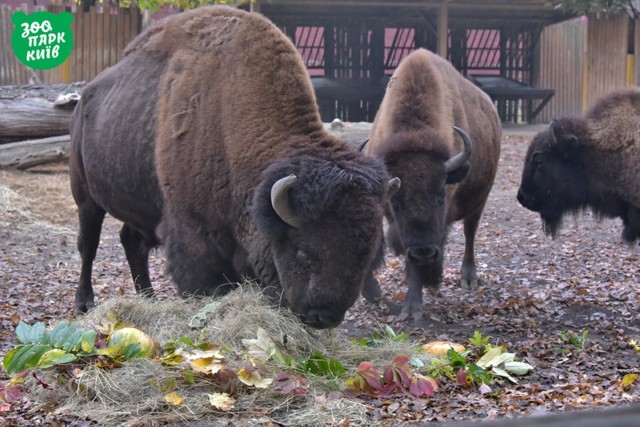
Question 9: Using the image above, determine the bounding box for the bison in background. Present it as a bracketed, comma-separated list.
[362, 49, 501, 321]
[517, 87, 640, 244]
[70, 6, 399, 329]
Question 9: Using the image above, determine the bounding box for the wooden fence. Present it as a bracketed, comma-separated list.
[0, 4, 141, 85]
[535, 14, 636, 123]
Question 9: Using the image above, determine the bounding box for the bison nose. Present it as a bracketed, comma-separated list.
[406, 245, 439, 265]
[304, 308, 343, 329]
[516, 189, 525, 205]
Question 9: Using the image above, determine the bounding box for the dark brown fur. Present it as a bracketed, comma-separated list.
[69, 6, 394, 328]
[517, 87, 640, 242]
[363, 49, 501, 320]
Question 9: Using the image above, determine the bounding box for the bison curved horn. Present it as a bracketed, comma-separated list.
[271, 174, 300, 228]
[445, 126, 472, 173]
[548, 121, 558, 147]
[388, 177, 401, 196]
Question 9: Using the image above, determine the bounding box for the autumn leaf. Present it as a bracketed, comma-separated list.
[208, 392, 235, 411]
[164, 391, 184, 406]
[456, 368, 468, 387]
[272, 372, 309, 396]
[409, 375, 438, 397]
[621, 373, 638, 390]
[237, 361, 273, 389]
[344, 361, 381, 396]
[380, 355, 412, 396]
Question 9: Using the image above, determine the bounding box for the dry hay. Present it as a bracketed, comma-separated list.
[25, 284, 429, 426]
[0, 168, 75, 235]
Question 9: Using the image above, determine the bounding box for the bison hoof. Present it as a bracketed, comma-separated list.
[399, 302, 423, 322]
[73, 301, 95, 316]
[461, 278, 478, 290]
[362, 285, 382, 303]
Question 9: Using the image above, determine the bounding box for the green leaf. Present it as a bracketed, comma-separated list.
[491, 366, 518, 384]
[80, 329, 97, 354]
[37, 349, 78, 369]
[16, 322, 45, 344]
[3, 344, 50, 374]
[123, 343, 143, 359]
[504, 361, 534, 376]
[467, 363, 493, 384]
[300, 351, 346, 378]
[189, 301, 222, 328]
[446, 348, 467, 367]
[475, 347, 506, 369]
[469, 331, 490, 347]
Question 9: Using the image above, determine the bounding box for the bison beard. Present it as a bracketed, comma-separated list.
[69, 6, 397, 329]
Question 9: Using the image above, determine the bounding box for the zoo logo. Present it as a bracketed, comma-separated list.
[11, 11, 74, 70]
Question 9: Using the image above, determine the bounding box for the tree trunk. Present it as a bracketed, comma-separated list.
[0, 98, 75, 142]
[0, 135, 70, 170]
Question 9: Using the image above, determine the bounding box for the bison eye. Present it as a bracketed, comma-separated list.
[296, 249, 311, 265]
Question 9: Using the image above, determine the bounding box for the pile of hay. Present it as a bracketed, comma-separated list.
[25, 284, 430, 426]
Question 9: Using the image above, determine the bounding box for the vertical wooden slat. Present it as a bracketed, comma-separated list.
[96, 5, 104, 77]
[88, 5, 97, 80]
[585, 14, 628, 108]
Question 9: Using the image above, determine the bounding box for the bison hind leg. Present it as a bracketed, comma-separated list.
[74, 199, 106, 316]
[621, 206, 640, 244]
[119, 224, 157, 297]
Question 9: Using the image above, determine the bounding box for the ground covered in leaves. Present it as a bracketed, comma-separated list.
[0, 127, 638, 425]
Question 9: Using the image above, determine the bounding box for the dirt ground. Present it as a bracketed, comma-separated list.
[0, 125, 638, 425]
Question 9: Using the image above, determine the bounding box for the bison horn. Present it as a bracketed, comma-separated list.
[548, 121, 558, 147]
[445, 126, 472, 173]
[388, 177, 401, 196]
[271, 174, 300, 228]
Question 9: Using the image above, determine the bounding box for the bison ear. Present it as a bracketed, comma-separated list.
[446, 163, 469, 184]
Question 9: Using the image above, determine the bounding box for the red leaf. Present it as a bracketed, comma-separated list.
[456, 368, 468, 387]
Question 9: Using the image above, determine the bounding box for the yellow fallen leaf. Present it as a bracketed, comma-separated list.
[621, 373, 638, 389]
[185, 348, 225, 361]
[237, 367, 273, 388]
[422, 341, 465, 355]
[208, 392, 235, 411]
[164, 391, 184, 406]
[190, 358, 225, 375]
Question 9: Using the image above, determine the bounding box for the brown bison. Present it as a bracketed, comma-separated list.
[517, 87, 640, 243]
[69, 6, 399, 329]
[361, 49, 501, 321]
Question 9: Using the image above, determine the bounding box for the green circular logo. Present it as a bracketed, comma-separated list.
[11, 11, 74, 70]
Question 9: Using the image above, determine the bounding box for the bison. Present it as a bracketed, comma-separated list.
[361, 49, 501, 321]
[69, 6, 400, 329]
[517, 87, 640, 243]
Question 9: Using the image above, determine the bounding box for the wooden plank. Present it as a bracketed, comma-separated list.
[96, 6, 104, 78]
[89, 6, 97, 80]
[0, 5, 8, 86]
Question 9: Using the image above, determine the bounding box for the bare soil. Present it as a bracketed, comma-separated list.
[0, 126, 638, 425]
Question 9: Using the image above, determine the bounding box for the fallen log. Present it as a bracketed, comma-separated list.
[0, 82, 84, 143]
[0, 134, 70, 170]
[0, 98, 75, 141]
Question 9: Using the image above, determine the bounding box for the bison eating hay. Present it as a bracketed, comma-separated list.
[517, 87, 640, 243]
[69, 6, 399, 328]
[361, 49, 501, 321]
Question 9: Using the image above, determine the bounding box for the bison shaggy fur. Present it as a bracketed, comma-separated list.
[362, 49, 501, 321]
[517, 87, 640, 243]
[69, 6, 396, 329]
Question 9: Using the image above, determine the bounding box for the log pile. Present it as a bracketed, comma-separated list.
[0, 83, 84, 170]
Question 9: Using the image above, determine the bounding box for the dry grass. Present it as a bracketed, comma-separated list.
[0, 167, 75, 234]
[25, 285, 430, 426]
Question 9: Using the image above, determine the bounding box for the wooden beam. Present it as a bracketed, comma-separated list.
[437, 0, 448, 58]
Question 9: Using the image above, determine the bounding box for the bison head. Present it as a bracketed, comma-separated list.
[251, 153, 399, 329]
[381, 127, 471, 287]
[517, 120, 588, 237]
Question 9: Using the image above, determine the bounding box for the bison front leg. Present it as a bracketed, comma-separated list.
[399, 262, 426, 321]
[460, 209, 482, 290]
